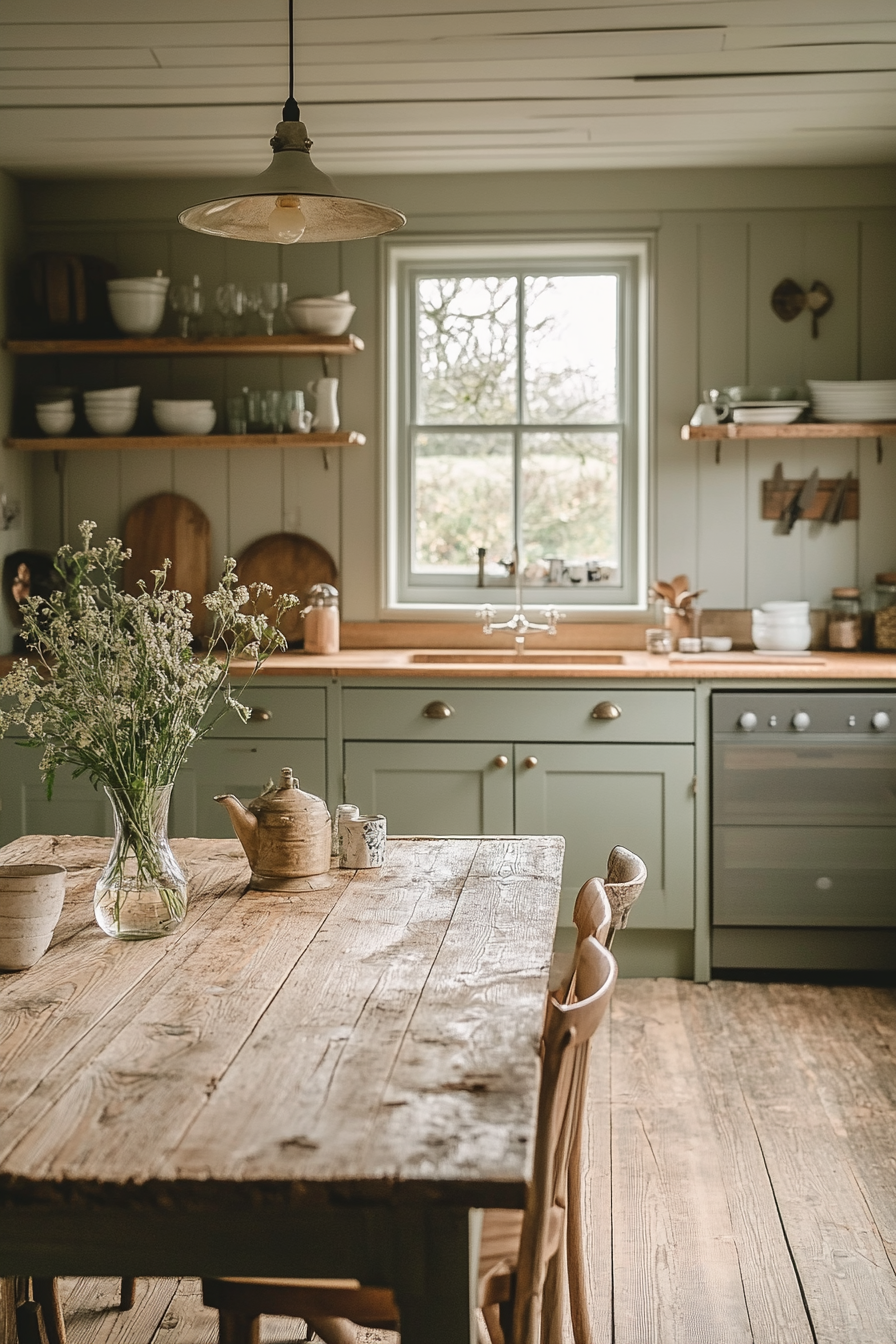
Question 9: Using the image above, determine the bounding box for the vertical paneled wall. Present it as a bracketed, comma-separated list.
[16, 168, 896, 619]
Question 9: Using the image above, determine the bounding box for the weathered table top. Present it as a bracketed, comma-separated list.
[0, 833, 562, 1211]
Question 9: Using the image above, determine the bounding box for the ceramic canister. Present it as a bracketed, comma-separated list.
[340, 815, 387, 869]
[0, 864, 67, 970]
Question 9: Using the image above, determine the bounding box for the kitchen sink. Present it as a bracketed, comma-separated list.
[409, 651, 626, 665]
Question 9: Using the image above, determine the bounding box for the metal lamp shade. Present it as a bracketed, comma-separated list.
[178, 121, 405, 244]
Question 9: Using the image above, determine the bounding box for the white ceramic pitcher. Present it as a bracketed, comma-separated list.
[306, 377, 340, 432]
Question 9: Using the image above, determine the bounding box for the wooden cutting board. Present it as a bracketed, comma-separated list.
[236, 532, 337, 647]
[122, 493, 211, 630]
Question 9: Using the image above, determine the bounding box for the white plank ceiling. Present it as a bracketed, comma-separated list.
[0, 0, 894, 177]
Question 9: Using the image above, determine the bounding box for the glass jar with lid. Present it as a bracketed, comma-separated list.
[871, 572, 896, 652]
[827, 587, 862, 650]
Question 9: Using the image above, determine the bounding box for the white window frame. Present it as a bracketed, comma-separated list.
[382, 235, 652, 615]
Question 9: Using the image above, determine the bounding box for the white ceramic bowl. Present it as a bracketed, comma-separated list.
[285, 298, 356, 336]
[752, 623, 812, 651]
[36, 406, 75, 435]
[108, 290, 166, 336]
[108, 276, 169, 288]
[85, 404, 138, 436]
[760, 600, 810, 614]
[85, 385, 141, 400]
[152, 402, 216, 435]
[701, 636, 733, 652]
[152, 399, 214, 411]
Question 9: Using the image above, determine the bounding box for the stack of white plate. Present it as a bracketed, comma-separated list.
[752, 601, 812, 652]
[808, 379, 896, 423]
[732, 402, 808, 425]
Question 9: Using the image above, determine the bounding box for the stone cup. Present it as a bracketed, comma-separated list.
[0, 864, 67, 970]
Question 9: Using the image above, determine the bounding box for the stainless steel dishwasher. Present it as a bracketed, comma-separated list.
[712, 690, 896, 971]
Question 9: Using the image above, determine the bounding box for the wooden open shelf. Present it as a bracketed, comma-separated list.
[6, 431, 366, 452]
[3, 334, 364, 357]
[682, 421, 896, 441]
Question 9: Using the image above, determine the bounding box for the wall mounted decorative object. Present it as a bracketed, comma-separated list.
[771, 278, 834, 337]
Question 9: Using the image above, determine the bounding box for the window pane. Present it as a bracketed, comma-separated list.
[521, 432, 619, 566]
[413, 432, 514, 572]
[416, 276, 518, 425]
[523, 275, 618, 424]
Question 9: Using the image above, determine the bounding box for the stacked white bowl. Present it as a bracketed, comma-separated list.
[808, 379, 896, 423]
[35, 396, 75, 436]
[84, 386, 140, 436]
[152, 399, 217, 435]
[752, 601, 812, 652]
[107, 275, 170, 336]
[285, 291, 356, 336]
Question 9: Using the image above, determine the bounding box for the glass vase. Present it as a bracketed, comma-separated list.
[94, 784, 187, 939]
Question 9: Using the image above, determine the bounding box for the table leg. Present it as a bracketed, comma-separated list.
[391, 1208, 481, 1344]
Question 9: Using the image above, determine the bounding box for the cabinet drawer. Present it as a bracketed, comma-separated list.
[209, 686, 326, 739]
[343, 688, 694, 744]
[713, 825, 896, 927]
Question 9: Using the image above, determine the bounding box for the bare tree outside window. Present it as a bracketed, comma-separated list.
[412, 271, 620, 576]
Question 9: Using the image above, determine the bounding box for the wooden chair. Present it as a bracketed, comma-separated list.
[19, 1277, 137, 1344]
[202, 935, 617, 1344]
[603, 846, 647, 949]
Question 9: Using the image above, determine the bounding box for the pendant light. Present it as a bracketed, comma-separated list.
[178, 0, 405, 245]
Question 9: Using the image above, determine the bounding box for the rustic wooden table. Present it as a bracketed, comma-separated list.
[0, 833, 563, 1344]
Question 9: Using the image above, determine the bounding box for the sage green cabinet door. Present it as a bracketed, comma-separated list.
[172, 739, 327, 839]
[514, 742, 695, 930]
[344, 742, 514, 836]
[0, 744, 109, 845]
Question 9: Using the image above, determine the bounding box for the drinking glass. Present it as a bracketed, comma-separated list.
[225, 394, 248, 435]
[248, 281, 287, 336]
[245, 390, 285, 432]
[215, 283, 248, 336]
[169, 275, 204, 339]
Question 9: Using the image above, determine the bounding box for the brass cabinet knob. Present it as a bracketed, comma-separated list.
[494, 755, 509, 768]
[522, 755, 538, 769]
[591, 701, 621, 720]
[249, 707, 272, 722]
[423, 700, 454, 719]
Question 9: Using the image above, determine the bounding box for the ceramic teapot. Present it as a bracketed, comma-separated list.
[215, 767, 333, 891]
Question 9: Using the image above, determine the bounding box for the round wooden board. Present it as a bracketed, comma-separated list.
[122, 493, 211, 631]
[235, 533, 337, 647]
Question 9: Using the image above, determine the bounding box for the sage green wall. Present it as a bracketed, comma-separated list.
[0, 170, 28, 651]
[18, 165, 896, 622]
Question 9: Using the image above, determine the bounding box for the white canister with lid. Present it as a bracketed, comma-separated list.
[302, 583, 340, 654]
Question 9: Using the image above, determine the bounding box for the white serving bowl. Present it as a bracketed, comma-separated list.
[85, 404, 138, 436]
[285, 297, 356, 336]
[85, 385, 141, 401]
[152, 399, 214, 411]
[108, 276, 169, 289]
[701, 636, 733, 652]
[152, 401, 216, 435]
[752, 624, 812, 651]
[35, 405, 75, 435]
[108, 289, 167, 336]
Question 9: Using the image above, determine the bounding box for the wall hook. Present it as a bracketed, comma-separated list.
[878, 436, 883, 465]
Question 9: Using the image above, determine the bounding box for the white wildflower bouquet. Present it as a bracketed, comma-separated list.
[0, 521, 299, 938]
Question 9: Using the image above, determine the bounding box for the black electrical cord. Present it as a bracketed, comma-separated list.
[282, 0, 300, 122]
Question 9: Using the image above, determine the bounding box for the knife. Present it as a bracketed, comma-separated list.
[783, 467, 819, 534]
[770, 462, 788, 523]
[822, 470, 852, 525]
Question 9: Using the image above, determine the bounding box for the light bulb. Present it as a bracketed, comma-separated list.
[267, 196, 306, 243]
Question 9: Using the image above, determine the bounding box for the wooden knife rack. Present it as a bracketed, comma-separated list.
[761, 477, 859, 521]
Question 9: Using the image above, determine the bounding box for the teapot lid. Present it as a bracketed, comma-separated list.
[250, 767, 330, 819]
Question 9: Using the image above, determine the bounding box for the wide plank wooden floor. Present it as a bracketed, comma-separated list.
[57, 979, 896, 1344]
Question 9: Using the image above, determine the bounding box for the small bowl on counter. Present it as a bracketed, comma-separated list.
[285, 292, 356, 336]
[107, 275, 170, 336]
[752, 604, 812, 652]
[152, 399, 217, 435]
[84, 386, 140, 436]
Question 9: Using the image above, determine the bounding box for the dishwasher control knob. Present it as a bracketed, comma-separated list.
[737, 712, 758, 731]
[792, 711, 811, 732]
[871, 711, 891, 731]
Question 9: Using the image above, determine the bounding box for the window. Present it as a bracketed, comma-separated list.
[384, 238, 650, 612]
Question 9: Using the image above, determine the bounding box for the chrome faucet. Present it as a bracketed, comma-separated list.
[477, 545, 562, 652]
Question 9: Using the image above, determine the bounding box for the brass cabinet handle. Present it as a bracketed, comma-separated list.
[423, 700, 454, 719]
[494, 755, 509, 768]
[249, 707, 272, 722]
[522, 755, 538, 769]
[591, 701, 621, 720]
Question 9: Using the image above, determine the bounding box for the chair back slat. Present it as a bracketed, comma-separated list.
[513, 937, 616, 1344]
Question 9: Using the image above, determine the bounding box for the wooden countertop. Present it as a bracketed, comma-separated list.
[225, 648, 896, 680]
[3, 649, 894, 681]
